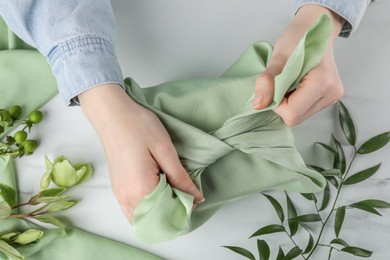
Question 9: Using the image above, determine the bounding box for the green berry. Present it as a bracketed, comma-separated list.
[28, 111, 43, 124]
[22, 140, 38, 155]
[8, 105, 22, 119]
[0, 109, 11, 122]
[14, 131, 28, 143]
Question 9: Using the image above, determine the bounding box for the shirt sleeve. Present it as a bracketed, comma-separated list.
[0, 0, 124, 106]
[294, 0, 371, 37]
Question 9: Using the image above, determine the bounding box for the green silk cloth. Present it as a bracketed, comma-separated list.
[0, 18, 160, 260]
[1, 11, 330, 250]
[130, 15, 330, 243]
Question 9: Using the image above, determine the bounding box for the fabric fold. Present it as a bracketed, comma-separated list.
[129, 15, 331, 243]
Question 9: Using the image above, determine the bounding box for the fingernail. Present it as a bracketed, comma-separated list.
[192, 203, 198, 211]
[196, 197, 205, 204]
[253, 95, 262, 108]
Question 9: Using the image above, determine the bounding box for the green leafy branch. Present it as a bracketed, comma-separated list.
[0, 155, 93, 259]
[223, 101, 390, 260]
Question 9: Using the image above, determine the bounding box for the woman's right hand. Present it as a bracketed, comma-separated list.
[78, 83, 204, 222]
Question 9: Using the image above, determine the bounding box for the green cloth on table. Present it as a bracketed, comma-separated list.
[1, 12, 331, 248]
[0, 17, 160, 260]
[129, 15, 330, 243]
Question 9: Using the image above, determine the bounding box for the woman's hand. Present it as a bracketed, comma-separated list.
[79, 84, 204, 222]
[253, 4, 345, 126]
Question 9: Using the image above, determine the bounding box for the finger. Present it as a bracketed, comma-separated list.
[274, 80, 343, 126]
[152, 142, 205, 204]
[120, 204, 134, 224]
[253, 72, 275, 110]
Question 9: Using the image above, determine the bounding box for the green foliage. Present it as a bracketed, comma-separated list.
[0, 155, 93, 259]
[0, 105, 44, 158]
[223, 101, 390, 259]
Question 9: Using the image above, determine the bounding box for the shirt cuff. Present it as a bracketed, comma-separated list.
[294, 0, 370, 37]
[47, 36, 124, 106]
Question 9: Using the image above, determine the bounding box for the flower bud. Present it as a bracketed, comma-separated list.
[22, 140, 38, 155]
[14, 130, 28, 143]
[8, 105, 22, 119]
[28, 110, 43, 124]
[13, 229, 43, 245]
[43, 156, 92, 188]
[0, 109, 12, 127]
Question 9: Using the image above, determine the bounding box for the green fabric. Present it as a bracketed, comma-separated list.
[1, 11, 331, 249]
[0, 18, 58, 136]
[0, 17, 160, 260]
[129, 15, 331, 243]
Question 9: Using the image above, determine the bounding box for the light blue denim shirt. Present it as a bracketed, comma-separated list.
[0, 0, 371, 106]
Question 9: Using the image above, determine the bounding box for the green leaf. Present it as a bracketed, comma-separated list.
[341, 246, 373, 257]
[283, 246, 302, 260]
[276, 247, 285, 260]
[303, 233, 314, 254]
[44, 155, 53, 170]
[307, 165, 325, 172]
[47, 200, 78, 213]
[0, 232, 19, 242]
[0, 240, 24, 260]
[0, 184, 16, 208]
[223, 246, 255, 260]
[326, 176, 339, 189]
[257, 240, 270, 260]
[319, 182, 330, 211]
[0, 201, 11, 219]
[315, 142, 336, 155]
[250, 224, 286, 238]
[300, 193, 316, 202]
[14, 229, 43, 245]
[32, 215, 66, 229]
[35, 195, 71, 204]
[357, 199, 390, 208]
[321, 169, 341, 177]
[349, 203, 382, 216]
[334, 206, 346, 238]
[289, 214, 322, 223]
[357, 132, 390, 154]
[73, 163, 93, 185]
[38, 188, 66, 198]
[332, 135, 346, 174]
[338, 101, 357, 146]
[263, 194, 284, 223]
[344, 163, 381, 185]
[285, 193, 298, 236]
[330, 238, 350, 247]
[40, 169, 52, 191]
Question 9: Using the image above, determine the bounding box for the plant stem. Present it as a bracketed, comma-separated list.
[12, 201, 31, 209]
[284, 230, 307, 260]
[306, 148, 357, 259]
[9, 213, 30, 218]
[328, 248, 333, 260]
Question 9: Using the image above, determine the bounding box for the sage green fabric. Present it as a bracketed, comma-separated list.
[1, 12, 330, 248]
[129, 15, 331, 243]
[0, 18, 58, 137]
[0, 17, 160, 260]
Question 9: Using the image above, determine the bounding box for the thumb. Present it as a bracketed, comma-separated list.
[152, 142, 205, 204]
[253, 71, 275, 110]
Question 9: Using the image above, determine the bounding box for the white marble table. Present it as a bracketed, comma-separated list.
[15, 1, 390, 259]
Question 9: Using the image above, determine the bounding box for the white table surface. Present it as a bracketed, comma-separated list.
[15, 1, 390, 259]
